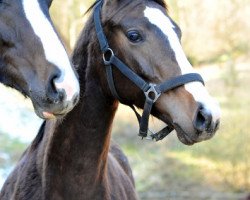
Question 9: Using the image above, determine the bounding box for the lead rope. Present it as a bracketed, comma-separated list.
[94, 1, 204, 141]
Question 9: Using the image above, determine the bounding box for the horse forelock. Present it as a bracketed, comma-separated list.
[73, 0, 168, 92]
[79, 0, 167, 51]
[86, 0, 167, 15]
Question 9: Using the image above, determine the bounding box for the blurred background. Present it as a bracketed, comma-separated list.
[0, 0, 250, 199]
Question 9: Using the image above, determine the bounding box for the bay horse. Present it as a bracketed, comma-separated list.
[1, 0, 221, 199]
[0, 0, 79, 119]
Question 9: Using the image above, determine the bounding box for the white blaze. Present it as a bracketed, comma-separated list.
[22, 0, 79, 101]
[144, 7, 220, 123]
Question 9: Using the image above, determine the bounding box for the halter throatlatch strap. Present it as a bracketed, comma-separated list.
[94, 1, 205, 141]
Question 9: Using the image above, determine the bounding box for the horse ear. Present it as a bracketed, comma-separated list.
[102, 0, 122, 19]
[103, 0, 121, 6]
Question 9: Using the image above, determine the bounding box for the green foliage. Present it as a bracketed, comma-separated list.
[0, 1, 249, 199]
[50, 0, 94, 50]
[50, 0, 250, 63]
[0, 131, 27, 170]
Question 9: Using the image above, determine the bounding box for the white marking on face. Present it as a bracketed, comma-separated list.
[22, 0, 79, 101]
[144, 7, 220, 123]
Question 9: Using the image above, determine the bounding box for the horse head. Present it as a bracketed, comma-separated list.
[94, 0, 221, 145]
[0, 0, 79, 119]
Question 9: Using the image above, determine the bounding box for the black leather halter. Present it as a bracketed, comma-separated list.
[94, 1, 204, 141]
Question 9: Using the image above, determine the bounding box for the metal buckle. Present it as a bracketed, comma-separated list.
[144, 83, 161, 103]
[103, 48, 114, 65]
[139, 129, 155, 141]
[145, 129, 155, 140]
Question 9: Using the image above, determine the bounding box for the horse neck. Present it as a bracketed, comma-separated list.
[43, 37, 118, 197]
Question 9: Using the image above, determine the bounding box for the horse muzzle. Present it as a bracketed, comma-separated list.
[174, 104, 220, 145]
[31, 90, 79, 119]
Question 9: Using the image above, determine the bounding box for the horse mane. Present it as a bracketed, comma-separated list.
[84, 0, 101, 15]
[85, 0, 167, 15]
[74, 0, 168, 94]
[31, 120, 46, 150]
[31, 0, 168, 146]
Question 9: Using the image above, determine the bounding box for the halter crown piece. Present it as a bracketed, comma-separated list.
[94, 1, 205, 141]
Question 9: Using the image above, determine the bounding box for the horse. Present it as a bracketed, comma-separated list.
[0, 0, 221, 199]
[0, 0, 80, 119]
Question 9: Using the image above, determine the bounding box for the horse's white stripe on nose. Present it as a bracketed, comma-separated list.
[185, 82, 221, 122]
[144, 7, 193, 73]
[144, 7, 220, 123]
[22, 0, 79, 101]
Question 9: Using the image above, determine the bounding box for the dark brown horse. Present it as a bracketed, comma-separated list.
[0, 0, 79, 119]
[0, 0, 220, 199]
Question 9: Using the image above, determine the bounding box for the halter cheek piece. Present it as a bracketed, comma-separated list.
[94, 1, 204, 141]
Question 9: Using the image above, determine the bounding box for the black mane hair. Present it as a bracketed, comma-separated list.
[85, 0, 167, 15]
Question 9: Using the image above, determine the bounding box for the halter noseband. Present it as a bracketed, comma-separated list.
[94, 1, 204, 141]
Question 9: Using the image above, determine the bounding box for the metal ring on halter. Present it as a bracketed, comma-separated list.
[144, 83, 161, 103]
[103, 48, 114, 65]
[145, 129, 156, 140]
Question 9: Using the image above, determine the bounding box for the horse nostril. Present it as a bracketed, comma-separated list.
[55, 89, 65, 103]
[50, 77, 58, 93]
[193, 105, 212, 132]
[47, 72, 65, 104]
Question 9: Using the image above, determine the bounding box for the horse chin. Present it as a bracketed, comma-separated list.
[30, 92, 78, 119]
[173, 123, 218, 145]
[173, 124, 196, 145]
[34, 107, 68, 120]
[33, 102, 74, 120]
[153, 112, 197, 145]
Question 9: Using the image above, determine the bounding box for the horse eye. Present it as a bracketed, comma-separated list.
[126, 30, 143, 43]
